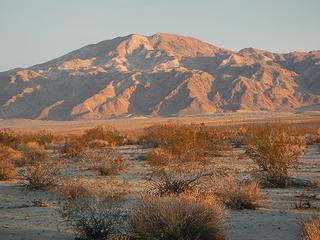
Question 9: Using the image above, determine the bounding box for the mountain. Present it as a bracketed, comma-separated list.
[0, 33, 319, 120]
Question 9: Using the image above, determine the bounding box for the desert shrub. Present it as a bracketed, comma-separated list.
[62, 135, 86, 158]
[0, 129, 20, 147]
[142, 122, 223, 164]
[146, 147, 176, 166]
[149, 169, 212, 196]
[83, 125, 125, 147]
[22, 161, 59, 190]
[61, 192, 128, 240]
[130, 194, 225, 240]
[82, 148, 124, 176]
[245, 123, 305, 187]
[216, 176, 262, 210]
[301, 216, 320, 240]
[18, 142, 48, 166]
[59, 178, 93, 203]
[0, 144, 22, 180]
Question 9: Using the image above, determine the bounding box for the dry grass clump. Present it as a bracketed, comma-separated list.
[149, 169, 212, 196]
[82, 148, 124, 176]
[142, 122, 224, 165]
[18, 141, 48, 166]
[130, 194, 225, 240]
[22, 161, 60, 190]
[61, 194, 127, 240]
[0, 144, 22, 180]
[301, 216, 320, 240]
[245, 123, 305, 187]
[216, 176, 262, 210]
[83, 125, 125, 147]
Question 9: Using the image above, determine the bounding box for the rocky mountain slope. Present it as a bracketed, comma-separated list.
[0, 33, 319, 120]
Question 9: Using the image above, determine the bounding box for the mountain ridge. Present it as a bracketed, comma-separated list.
[0, 33, 319, 120]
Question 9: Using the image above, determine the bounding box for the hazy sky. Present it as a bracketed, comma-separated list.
[1, 0, 319, 71]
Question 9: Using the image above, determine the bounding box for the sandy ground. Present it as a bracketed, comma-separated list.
[0, 111, 320, 134]
[0, 143, 319, 240]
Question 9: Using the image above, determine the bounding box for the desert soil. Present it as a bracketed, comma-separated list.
[0, 143, 319, 240]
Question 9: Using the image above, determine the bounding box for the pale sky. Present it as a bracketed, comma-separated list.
[1, 0, 319, 71]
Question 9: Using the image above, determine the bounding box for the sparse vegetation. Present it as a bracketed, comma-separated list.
[245, 123, 305, 187]
[142, 122, 224, 164]
[301, 216, 320, 240]
[130, 194, 225, 240]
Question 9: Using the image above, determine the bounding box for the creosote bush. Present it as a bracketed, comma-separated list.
[130, 194, 225, 240]
[0, 144, 22, 180]
[301, 216, 320, 240]
[245, 123, 305, 187]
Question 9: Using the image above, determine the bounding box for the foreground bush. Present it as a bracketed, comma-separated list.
[61, 193, 127, 240]
[301, 216, 320, 240]
[130, 194, 225, 240]
[246, 123, 305, 187]
[0, 144, 22, 180]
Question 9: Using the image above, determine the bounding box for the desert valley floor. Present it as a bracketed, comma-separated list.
[0, 112, 319, 240]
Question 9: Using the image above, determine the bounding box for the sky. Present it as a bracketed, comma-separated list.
[1, 0, 320, 71]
